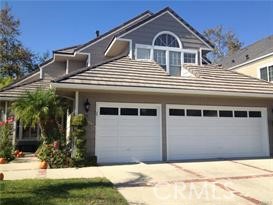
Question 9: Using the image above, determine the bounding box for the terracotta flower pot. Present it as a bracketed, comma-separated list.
[14, 150, 20, 156]
[0, 158, 6, 164]
[39, 161, 48, 169]
[0, 172, 4, 180]
[18, 151, 24, 157]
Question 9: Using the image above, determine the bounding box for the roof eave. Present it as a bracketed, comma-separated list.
[51, 82, 273, 99]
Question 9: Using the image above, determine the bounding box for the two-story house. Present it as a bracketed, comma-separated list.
[220, 35, 273, 82]
[1, 7, 273, 163]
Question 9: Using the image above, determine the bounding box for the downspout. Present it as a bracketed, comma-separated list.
[66, 59, 70, 74]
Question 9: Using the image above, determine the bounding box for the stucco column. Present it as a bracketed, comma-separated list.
[4, 101, 8, 121]
[66, 109, 71, 144]
[75, 91, 79, 115]
[12, 120, 16, 146]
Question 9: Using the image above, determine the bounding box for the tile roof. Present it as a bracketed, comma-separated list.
[54, 56, 273, 96]
[219, 34, 273, 69]
[0, 79, 50, 100]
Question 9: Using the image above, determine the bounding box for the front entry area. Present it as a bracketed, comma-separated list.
[166, 105, 270, 160]
[96, 102, 162, 163]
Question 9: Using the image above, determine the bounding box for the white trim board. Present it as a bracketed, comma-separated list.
[105, 38, 133, 58]
[51, 83, 273, 99]
[12, 72, 40, 87]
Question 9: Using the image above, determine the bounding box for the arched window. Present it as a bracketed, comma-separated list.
[135, 31, 198, 76]
[154, 34, 180, 48]
[153, 32, 182, 76]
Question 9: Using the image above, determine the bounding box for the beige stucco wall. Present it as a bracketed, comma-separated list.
[76, 91, 273, 160]
[233, 55, 273, 79]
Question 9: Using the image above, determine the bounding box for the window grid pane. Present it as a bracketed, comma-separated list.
[249, 111, 262, 118]
[120, 108, 138, 116]
[154, 34, 179, 48]
[100, 107, 118, 115]
[184, 53, 196, 64]
[234, 111, 248, 118]
[219, 110, 233, 117]
[260, 67, 268, 81]
[136, 48, 150, 60]
[169, 109, 185, 116]
[154, 49, 166, 70]
[169, 51, 181, 76]
[140, 109, 157, 116]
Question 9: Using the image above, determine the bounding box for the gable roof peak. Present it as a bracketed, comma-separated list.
[118, 6, 214, 49]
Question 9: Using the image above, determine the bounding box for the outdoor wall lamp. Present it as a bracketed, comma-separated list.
[84, 99, 90, 113]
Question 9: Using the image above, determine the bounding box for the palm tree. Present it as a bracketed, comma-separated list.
[12, 89, 64, 143]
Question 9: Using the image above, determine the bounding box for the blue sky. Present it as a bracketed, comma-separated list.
[4, 1, 273, 56]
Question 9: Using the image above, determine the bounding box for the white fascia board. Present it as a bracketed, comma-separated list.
[0, 97, 17, 101]
[104, 38, 132, 57]
[12, 72, 40, 86]
[104, 37, 117, 56]
[228, 52, 273, 70]
[54, 52, 91, 66]
[51, 83, 273, 99]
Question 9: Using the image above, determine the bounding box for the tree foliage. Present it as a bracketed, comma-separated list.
[12, 89, 65, 143]
[0, 4, 45, 79]
[0, 76, 13, 89]
[203, 25, 243, 63]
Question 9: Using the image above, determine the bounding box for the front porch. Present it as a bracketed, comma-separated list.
[0, 93, 75, 152]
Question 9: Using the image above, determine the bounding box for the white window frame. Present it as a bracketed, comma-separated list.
[257, 64, 273, 82]
[134, 31, 199, 75]
[135, 44, 153, 61]
[183, 50, 198, 65]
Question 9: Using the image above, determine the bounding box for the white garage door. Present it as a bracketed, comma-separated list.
[167, 105, 270, 160]
[96, 103, 162, 163]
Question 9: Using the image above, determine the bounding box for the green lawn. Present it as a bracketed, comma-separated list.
[0, 178, 128, 205]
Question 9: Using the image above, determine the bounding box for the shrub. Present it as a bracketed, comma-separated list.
[36, 142, 73, 168]
[71, 114, 88, 166]
[0, 123, 14, 161]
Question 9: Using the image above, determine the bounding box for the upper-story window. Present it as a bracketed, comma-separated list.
[154, 33, 180, 47]
[135, 31, 198, 76]
[260, 65, 273, 81]
[153, 33, 182, 76]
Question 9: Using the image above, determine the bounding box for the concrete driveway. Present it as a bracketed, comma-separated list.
[99, 159, 273, 205]
[1, 156, 272, 204]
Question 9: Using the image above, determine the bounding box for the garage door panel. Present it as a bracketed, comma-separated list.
[96, 103, 161, 163]
[167, 105, 269, 160]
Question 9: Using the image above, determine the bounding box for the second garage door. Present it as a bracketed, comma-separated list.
[96, 103, 162, 163]
[167, 105, 269, 161]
